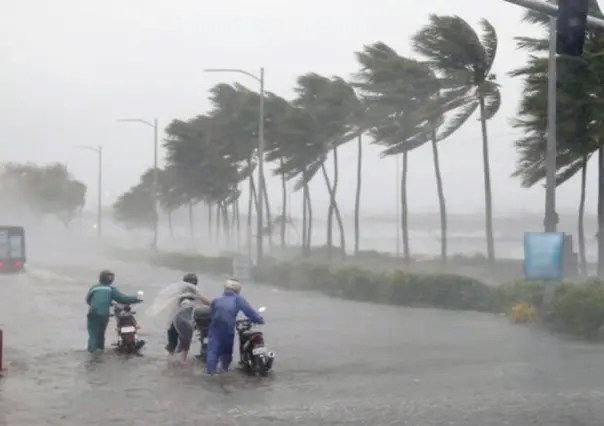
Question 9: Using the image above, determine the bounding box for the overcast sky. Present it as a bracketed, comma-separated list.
[0, 0, 597, 218]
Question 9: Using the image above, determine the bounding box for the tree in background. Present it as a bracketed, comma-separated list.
[413, 15, 501, 263]
[113, 168, 157, 231]
[0, 162, 86, 227]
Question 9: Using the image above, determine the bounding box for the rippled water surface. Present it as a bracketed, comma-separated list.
[1, 257, 604, 425]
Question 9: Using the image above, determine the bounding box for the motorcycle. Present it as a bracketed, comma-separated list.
[192, 305, 211, 362]
[111, 290, 145, 355]
[236, 306, 275, 376]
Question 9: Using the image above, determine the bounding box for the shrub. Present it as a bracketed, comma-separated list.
[110, 248, 604, 340]
[548, 280, 604, 339]
[488, 280, 547, 313]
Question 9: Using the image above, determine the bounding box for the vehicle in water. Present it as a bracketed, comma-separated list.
[193, 305, 211, 362]
[236, 306, 275, 376]
[111, 290, 145, 355]
[0, 226, 26, 273]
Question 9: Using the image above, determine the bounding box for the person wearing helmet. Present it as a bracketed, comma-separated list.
[165, 273, 210, 355]
[206, 278, 264, 375]
[85, 270, 142, 353]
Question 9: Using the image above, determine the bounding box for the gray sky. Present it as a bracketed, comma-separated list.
[0, 0, 596, 219]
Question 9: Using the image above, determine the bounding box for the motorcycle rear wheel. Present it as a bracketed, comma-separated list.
[253, 355, 270, 377]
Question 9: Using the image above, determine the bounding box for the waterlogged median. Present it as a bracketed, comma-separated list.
[111, 248, 604, 341]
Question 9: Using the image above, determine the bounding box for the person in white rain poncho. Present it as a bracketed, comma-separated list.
[147, 273, 210, 361]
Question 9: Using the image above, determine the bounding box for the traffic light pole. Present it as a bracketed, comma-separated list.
[503, 0, 604, 29]
[503, 0, 604, 232]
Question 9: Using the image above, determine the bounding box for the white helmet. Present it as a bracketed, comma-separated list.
[224, 278, 242, 293]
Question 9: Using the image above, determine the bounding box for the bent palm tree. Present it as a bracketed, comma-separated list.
[412, 16, 501, 262]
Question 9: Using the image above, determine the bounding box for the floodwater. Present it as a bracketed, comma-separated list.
[1, 255, 604, 425]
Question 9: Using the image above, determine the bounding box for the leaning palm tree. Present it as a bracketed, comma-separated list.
[292, 73, 359, 258]
[412, 16, 502, 262]
[355, 42, 461, 262]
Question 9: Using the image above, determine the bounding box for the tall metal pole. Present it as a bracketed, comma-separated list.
[544, 17, 558, 232]
[116, 117, 159, 250]
[152, 118, 159, 250]
[256, 68, 265, 265]
[97, 145, 103, 239]
[502, 0, 604, 29]
[73, 145, 103, 238]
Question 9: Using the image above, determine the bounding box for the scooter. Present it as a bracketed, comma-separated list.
[111, 290, 145, 355]
[236, 306, 275, 376]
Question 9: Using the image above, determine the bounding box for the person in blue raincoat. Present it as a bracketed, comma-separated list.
[206, 278, 264, 375]
[85, 270, 142, 353]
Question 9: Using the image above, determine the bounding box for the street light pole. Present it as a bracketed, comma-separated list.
[257, 67, 266, 264]
[204, 67, 266, 265]
[74, 145, 103, 238]
[503, 0, 604, 233]
[545, 16, 557, 232]
[152, 118, 159, 250]
[116, 118, 160, 250]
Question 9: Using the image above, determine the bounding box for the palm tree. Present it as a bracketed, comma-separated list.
[207, 83, 275, 251]
[510, 1, 604, 275]
[412, 16, 502, 262]
[291, 73, 362, 258]
[355, 42, 461, 262]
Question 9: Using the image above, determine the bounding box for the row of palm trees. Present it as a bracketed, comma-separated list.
[113, 8, 601, 268]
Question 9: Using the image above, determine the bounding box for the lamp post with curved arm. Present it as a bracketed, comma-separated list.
[204, 67, 265, 265]
[73, 145, 103, 238]
[116, 118, 159, 250]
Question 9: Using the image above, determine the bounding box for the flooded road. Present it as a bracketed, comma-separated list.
[2, 255, 604, 425]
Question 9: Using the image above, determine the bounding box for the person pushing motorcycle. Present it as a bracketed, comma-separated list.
[206, 278, 264, 375]
[85, 270, 142, 353]
[165, 273, 211, 355]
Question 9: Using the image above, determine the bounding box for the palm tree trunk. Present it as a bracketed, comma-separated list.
[222, 203, 230, 249]
[598, 147, 604, 277]
[401, 151, 410, 262]
[354, 135, 362, 255]
[233, 197, 241, 251]
[430, 128, 447, 263]
[188, 201, 194, 239]
[325, 147, 340, 254]
[302, 168, 313, 256]
[302, 183, 308, 255]
[168, 211, 174, 238]
[216, 203, 221, 251]
[578, 155, 588, 276]
[207, 202, 213, 244]
[320, 161, 345, 257]
[478, 94, 495, 262]
[279, 157, 287, 248]
[262, 178, 274, 249]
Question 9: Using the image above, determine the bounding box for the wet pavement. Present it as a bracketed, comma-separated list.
[1, 253, 604, 425]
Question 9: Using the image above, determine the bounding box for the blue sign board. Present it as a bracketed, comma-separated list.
[523, 232, 564, 281]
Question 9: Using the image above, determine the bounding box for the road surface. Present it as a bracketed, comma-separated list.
[1, 252, 604, 425]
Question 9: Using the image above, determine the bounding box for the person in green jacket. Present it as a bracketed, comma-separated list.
[85, 269, 142, 353]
